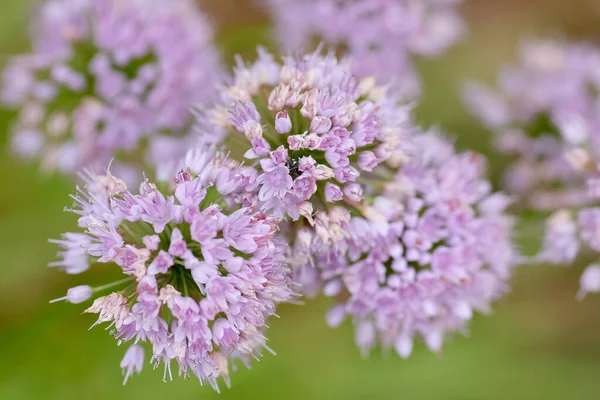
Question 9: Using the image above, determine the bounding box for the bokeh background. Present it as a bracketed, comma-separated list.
[1, 1, 600, 399]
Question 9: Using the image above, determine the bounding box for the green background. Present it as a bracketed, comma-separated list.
[1, 1, 600, 399]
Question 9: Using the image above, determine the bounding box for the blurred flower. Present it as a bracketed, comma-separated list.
[2, 0, 221, 182]
[262, 0, 466, 98]
[537, 210, 580, 265]
[463, 38, 600, 210]
[50, 151, 293, 389]
[196, 48, 414, 225]
[120, 344, 144, 385]
[472, 39, 600, 299]
[294, 132, 516, 357]
[535, 166, 600, 298]
[578, 264, 600, 300]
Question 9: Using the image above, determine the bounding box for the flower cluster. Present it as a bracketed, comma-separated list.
[263, 0, 466, 97]
[463, 38, 600, 299]
[50, 151, 293, 389]
[33, 0, 535, 388]
[2, 0, 221, 181]
[293, 132, 516, 356]
[198, 48, 414, 222]
[537, 177, 600, 299]
[463, 38, 600, 210]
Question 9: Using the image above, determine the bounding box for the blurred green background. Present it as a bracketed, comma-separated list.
[1, 1, 600, 399]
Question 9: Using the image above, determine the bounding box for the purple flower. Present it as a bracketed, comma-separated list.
[257, 165, 294, 201]
[197, 48, 414, 220]
[2, 0, 222, 182]
[50, 158, 294, 388]
[294, 132, 516, 357]
[48, 233, 92, 274]
[537, 210, 580, 265]
[120, 344, 144, 385]
[324, 183, 344, 202]
[463, 38, 600, 211]
[262, 0, 465, 97]
[275, 110, 292, 134]
[578, 208, 600, 251]
[578, 265, 600, 300]
[50, 285, 93, 304]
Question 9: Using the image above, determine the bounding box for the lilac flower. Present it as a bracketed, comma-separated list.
[120, 344, 144, 385]
[2, 0, 221, 182]
[578, 265, 600, 300]
[471, 39, 600, 298]
[50, 285, 93, 304]
[532, 159, 600, 299]
[197, 48, 414, 222]
[293, 132, 516, 356]
[534, 162, 600, 298]
[463, 38, 600, 210]
[50, 153, 293, 389]
[262, 0, 466, 98]
[537, 210, 580, 265]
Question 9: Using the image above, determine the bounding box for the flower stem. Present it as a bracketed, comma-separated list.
[93, 277, 135, 293]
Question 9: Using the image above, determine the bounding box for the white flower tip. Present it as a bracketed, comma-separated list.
[394, 335, 413, 359]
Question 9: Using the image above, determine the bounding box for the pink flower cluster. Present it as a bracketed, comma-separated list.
[199, 48, 413, 221]
[293, 132, 516, 356]
[264, 0, 466, 97]
[51, 151, 293, 389]
[463, 38, 600, 210]
[2, 0, 221, 181]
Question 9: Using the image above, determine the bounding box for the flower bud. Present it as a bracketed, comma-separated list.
[51, 285, 93, 304]
[343, 182, 363, 202]
[324, 183, 344, 202]
[275, 110, 292, 133]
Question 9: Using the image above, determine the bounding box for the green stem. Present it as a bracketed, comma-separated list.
[93, 277, 135, 293]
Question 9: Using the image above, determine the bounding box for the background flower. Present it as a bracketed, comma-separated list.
[1, 0, 222, 182]
[463, 38, 600, 211]
[262, 0, 466, 98]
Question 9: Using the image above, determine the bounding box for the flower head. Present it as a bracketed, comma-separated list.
[263, 0, 466, 97]
[50, 151, 293, 388]
[463, 38, 600, 210]
[469, 39, 600, 300]
[294, 132, 516, 356]
[2, 0, 221, 181]
[198, 48, 414, 222]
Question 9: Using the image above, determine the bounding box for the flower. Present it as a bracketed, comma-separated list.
[120, 344, 144, 385]
[578, 264, 600, 300]
[537, 210, 580, 265]
[2, 0, 221, 182]
[50, 153, 293, 389]
[197, 48, 414, 222]
[462, 38, 600, 210]
[262, 0, 466, 97]
[472, 39, 600, 299]
[50, 285, 93, 304]
[293, 132, 516, 356]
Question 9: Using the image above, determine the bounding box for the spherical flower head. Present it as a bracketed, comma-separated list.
[462, 38, 600, 210]
[263, 0, 466, 96]
[2, 0, 221, 179]
[50, 151, 293, 388]
[198, 48, 413, 222]
[295, 132, 516, 357]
